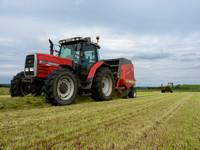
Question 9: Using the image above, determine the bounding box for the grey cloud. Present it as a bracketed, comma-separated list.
[171, 52, 200, 61]
[131, 52, 172, 60]
[190, 66, 200, 69]
[176, 58, 194, 61]
[181, 53, 196, 56]
[0, 0, 200, 34]
[183, 64, 200, 69]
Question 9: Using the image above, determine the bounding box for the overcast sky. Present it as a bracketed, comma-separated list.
[0, 0, 200, 86]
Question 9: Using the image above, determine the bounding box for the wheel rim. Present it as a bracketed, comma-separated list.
[101, 74, 113, 96]
[20, 82, 29, 96]
[57, 76, 74, 101]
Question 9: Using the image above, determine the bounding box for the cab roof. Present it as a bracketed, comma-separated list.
[59, 37, 100, 49]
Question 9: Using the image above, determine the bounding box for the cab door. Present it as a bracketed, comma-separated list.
[80, 44, 98, 80]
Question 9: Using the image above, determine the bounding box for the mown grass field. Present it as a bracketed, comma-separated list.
[0, 88, 199, 149]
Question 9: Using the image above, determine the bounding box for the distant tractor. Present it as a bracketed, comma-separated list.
[10, 37, 136, 105]
[161, 82, 174, 93]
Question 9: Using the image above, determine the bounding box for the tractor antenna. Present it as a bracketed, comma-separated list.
[96, 36, 100, 44]
[49, 39, 54, 55]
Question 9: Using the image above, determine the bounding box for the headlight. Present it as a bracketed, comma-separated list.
[25, 68, 29, 72]
[29, 67, 34, 72]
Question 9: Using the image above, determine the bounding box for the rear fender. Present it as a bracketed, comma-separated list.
[87, 62, 110, 79]
[79, 62, 110, 90]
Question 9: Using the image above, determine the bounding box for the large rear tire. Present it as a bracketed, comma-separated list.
[92, 67, 114, 101]
[44, 68, 78, 105]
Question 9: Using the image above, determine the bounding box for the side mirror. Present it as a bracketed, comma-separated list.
[84, 37, 91, 46]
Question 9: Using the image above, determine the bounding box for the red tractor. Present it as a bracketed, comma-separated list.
[10, 37, 136, 105]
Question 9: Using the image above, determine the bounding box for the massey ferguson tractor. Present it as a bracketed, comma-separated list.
[10, 37, 136, 105]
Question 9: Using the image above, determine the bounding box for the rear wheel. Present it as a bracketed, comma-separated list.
[128, 86, 137, 98]
[44, 68, 78, 105]
[92, 67, 114, 101]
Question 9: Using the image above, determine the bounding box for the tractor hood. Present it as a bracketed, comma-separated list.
[37, 53, 73, 67]
[24, 53, 73, 78]
[36, 53, 73, 78]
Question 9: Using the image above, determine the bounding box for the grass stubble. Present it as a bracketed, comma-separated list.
[0, 88, 199, 149]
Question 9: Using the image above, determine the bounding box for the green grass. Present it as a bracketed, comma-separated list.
[0, 88, 10, 95]
[0, 88, 199, 149]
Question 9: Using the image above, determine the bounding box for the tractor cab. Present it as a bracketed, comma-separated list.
[58, 37, 100, 79]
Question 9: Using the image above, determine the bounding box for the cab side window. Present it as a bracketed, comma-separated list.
[83, 45, 96, 62]
[82, 44, 97, 68]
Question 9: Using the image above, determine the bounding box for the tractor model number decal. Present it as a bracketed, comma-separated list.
[40, 60, 60, 66]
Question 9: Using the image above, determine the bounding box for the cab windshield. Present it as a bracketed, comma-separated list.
[59, 43, 80, 64]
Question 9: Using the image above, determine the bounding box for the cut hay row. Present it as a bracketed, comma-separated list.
[0, 92, 199, 149]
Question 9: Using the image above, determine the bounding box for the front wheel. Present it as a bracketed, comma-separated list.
[44, 68, 78, 105]
[10, 72, 31, 97]
[92, 67, 114, 101]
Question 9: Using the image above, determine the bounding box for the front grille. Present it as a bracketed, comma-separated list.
[24, 54, 37, 77]
[25, 55, 34, 68]
[38, 66, 48, 75]
[25, 71, 34, 76]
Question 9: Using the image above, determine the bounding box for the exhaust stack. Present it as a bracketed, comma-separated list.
[49, 39, 53, 55]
